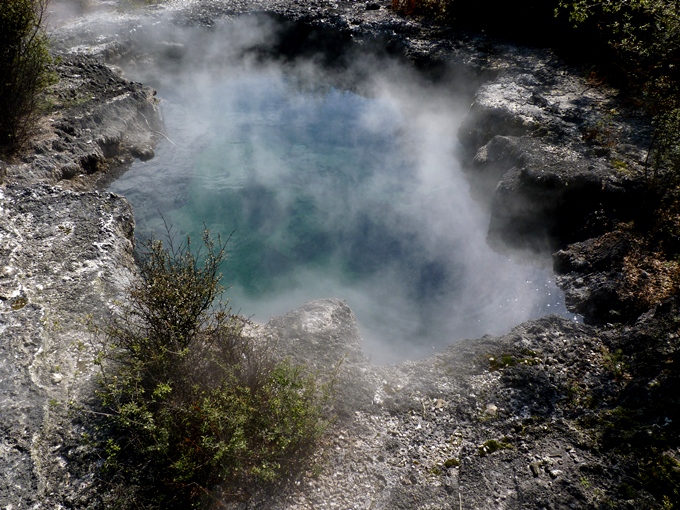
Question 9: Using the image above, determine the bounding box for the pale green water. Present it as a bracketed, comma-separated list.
[110, 57, 571, 363]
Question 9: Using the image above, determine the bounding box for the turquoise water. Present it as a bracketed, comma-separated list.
[110, 60, 570, 363]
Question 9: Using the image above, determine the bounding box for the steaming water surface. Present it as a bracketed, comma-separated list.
[110, 35, 571, 363]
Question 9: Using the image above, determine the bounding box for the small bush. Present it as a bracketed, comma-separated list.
[94, 229, 332, 508]
[0, 0, 53, 157]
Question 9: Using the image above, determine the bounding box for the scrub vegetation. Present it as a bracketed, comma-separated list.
[556, 0, 680, 186]
[92, 230, 332, 508]
[555, 0, 680, 310]
[0, 0, 53, 157]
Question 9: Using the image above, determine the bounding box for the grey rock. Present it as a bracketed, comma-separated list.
[459, 64, 650, 256]
[260, 298, 375, 417]
[2, 54, 161, 190]
[0, 184, 135, 509]
[530, 462, 541, 477]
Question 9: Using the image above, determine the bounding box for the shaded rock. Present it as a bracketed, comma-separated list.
[553, 230, 677, 324]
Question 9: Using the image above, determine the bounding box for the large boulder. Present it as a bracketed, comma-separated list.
[458, 59, 651, 255]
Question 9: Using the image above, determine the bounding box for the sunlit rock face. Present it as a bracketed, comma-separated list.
[0, 185, 135, 508]
[458, 57, 651, 257]
[1, 54, 160, 190]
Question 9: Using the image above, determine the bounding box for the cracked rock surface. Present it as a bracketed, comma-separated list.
[0, 185, 135, 508]
[1, 54, 160, 190]
[233, 299, 678, 510]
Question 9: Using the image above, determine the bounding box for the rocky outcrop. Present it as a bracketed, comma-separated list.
[0, 185, 135, 508]
[235, 298, 679, 510]
[1, 54, 160, 190]
[0, 37, 162, 507]
[458, 54, 652, 255]
[260, 299, 375, 417]
[451, 41, 666, 325]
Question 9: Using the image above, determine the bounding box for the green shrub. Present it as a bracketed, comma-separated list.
[94, 230, 332, 508]
[557, 0, 680, 75]
[0, 0, 53, 157]
[555, 0, 680, 123]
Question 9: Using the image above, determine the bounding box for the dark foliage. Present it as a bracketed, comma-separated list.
[0, 0, 53, 157]
[93, 229, 332, 508]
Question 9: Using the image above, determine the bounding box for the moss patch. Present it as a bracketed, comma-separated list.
[10, 296, 28, 310]
[478, 438, 513, 456]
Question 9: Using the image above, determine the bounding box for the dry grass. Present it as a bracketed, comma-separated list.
[621, 246, 680, 309]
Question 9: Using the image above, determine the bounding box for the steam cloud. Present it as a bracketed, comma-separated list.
[104, 14, 573, 364]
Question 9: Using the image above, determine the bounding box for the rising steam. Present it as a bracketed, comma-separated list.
[100, 13, 572, 363]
